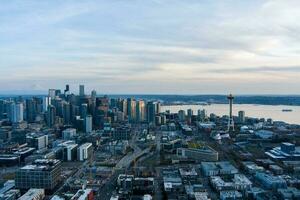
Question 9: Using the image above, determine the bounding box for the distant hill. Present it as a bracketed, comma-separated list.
[1, 94, 300, 106]
[108, 95, 300, 106]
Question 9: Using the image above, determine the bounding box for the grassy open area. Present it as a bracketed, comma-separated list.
[187, 142, 203, 149]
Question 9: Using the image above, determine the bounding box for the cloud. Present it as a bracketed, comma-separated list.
[209, 66, 300, 74]
[1, 0, 300, 94]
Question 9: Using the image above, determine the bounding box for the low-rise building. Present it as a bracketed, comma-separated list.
[269, 164, 283, 175]
[0, 154, 20, 166]
[245, 187, 265, 199]
[242, 161, 264, 174]
[62, 128, 76, 140]
[26, 132, 48, 150]
[177, 146, 219, 162]
[117, 174, 154, 195]
[18, 189, 45, 200]
[112, 126, 131, 140]
[70, 188, 94, 200]
[201, 162, 238, 176]
[15, 159, 61, 190]
[162, 169, 183, 193]
[220, 190, 242, 200]
[210, 174, 252, 192]
[278, 187, 300, 200]
[233, 174, 252, 190]
[255, 130, 274, 139]
[255, 172, 287, 190]
[265, 142, 300, 160]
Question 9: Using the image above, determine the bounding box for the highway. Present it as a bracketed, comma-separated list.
[115, 130, 149, 169]
[99, 128, 151, 199]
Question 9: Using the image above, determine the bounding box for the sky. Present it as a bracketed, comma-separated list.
[1, 0, 300, 95]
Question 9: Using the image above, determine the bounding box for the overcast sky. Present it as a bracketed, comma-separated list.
[1, 0, 300, 95]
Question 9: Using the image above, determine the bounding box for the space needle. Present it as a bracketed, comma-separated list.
[227, 94, 235, 132]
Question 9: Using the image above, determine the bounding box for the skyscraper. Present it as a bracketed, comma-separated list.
[136, 100, 146, 122]
[156, 102, 161, 114]
[238, 110, 245, 123]
[127, 98, 136, 122]
[47, 105, 56, 127]
[91, 90, 97, 102]
[8, 102, 23, 123]
[42, 96, 51, 112]
[187, 109, 193, 118]
[80, 103, 88, 119]
[63, 102, 71, 125]
[64, 84, 70, 96]
[197, 109, 206, 121]
[77, 143, 93, 161]
[16, 103, 23, 123]
[48, 89, 56, 99]
[178, 110, 186, 121]
[0, 100, 6, 120]
[147, 101, 157, 123]
[120, 99, 127, 116]
[85, 115, 93, 133]
[26, 99, 37, 123]
[79, 85, 85, 96]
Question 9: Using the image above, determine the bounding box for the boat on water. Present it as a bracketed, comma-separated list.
[282, 109, 293, 112]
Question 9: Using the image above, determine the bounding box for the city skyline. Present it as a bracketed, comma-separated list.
[1, 0, 300, 94]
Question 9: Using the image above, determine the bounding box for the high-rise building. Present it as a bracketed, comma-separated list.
[178, 110, 186, 121]
[156, 102, 161, 114]
[26, 99, 37, 123]
[15, 159, 61, 190]
[8, 102, 23, 123]
[120, 99, 127, 116]
[47, 105, 56, 127]
[238, 110, 245, 123]
[15, 103, 23, 123]
[91, 90, 97, 102]
[79, 85, 85, 96]
[62, 144, 78, 161]
[0, 100, 6, 120]
[71, 104, 80, 123]
[85, 115, 93, 133]
[77, 143, 93, 161]
[187, 109, 193, 118]
[197, 109, 206, 121]
[127, 98, 136, 122]
[55, 89, 61, 97]
[48, 89, 56, 99]
[64, 84, 70, 96]
[42, 96, 51, 112]
[110, 98, 117, 109]
[80, 103, 88, 119]
[147, 101, 157, 123]
[63, 102, 71, 125]
[136, 100, 146, 122]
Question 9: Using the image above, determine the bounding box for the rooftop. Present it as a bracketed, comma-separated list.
[20, 159, 60, 171]
[19, 189, 44, 200]
[79, 143, 93, 149]
[71, 189, 93, 200]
